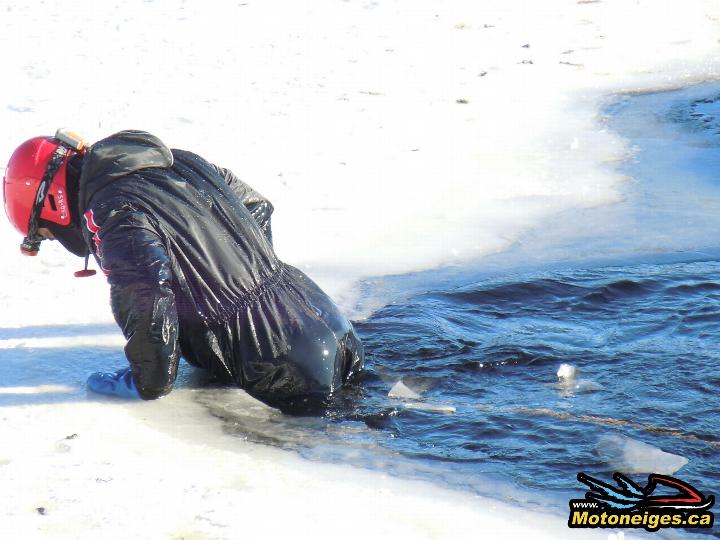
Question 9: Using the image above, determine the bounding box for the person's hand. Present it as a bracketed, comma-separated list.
[87, 367, 140, 398]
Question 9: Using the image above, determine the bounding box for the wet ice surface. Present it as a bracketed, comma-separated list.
[2, 271, 715, 535]
[187, 259, 719, 517]
[186, 84, 720, 535]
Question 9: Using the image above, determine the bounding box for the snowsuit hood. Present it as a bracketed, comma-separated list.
[78, 130, 174, 213]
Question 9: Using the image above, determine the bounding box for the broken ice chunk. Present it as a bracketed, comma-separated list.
[557, 363, 577, 381]
[388, 380, 422, 400]
[403, 402, 456, 414]
[594, 434, 688, 474]
[554, 364, 602, 395]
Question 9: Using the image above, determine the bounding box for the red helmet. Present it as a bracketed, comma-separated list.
[3, 136, 73, 237]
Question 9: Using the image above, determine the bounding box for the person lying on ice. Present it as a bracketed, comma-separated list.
[2, 129, 364, 402]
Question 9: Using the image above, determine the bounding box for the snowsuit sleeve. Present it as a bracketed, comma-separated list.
[213, 165, 274, 243]
[87, 209, 180, 400]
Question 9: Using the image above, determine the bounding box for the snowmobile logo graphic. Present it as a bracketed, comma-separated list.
[578, 472, 714, 511]
[568, 472, 714, 531]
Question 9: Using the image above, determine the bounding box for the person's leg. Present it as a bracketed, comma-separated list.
[236, 305, 363, 399]
[229, 264, 366, 401]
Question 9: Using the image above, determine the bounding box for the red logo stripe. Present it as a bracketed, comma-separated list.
[84, 209, 110, 276]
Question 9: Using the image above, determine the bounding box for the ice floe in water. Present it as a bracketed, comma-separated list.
[388, 380, 422, 400]
[553, 364, 603, 396]
[403, 402, 457, 414]
[594, 434, 689, 474]
[556, 364, 577, 381]
[387, 379, 455, 413]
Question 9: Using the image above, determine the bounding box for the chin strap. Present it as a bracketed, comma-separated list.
[20, 144, 71, 256]
[74, 251, 97, 278]
[21, 129, 96, 279]
[21, 129, 87, 257]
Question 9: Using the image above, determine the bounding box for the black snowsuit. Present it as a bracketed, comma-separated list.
[77, 131, 363, 400]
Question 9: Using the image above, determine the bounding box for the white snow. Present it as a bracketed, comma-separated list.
[0, 391, 594, 540]
[1, 0, 719, 537]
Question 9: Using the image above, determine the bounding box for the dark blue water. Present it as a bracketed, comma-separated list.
[351, 261, 720, 500]
[218, 257, 719, 537]
[210, 85, 720, 536]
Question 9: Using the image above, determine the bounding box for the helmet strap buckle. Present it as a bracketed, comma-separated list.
[20, 236, 41, 256]
[74, 252, 97, 278]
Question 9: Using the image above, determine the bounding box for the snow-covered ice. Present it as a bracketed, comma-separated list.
[1, 0, 719, 537]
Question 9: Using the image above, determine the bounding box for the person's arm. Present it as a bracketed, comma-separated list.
[85, 209, 179, 400]
[213, 165, 274, 243]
